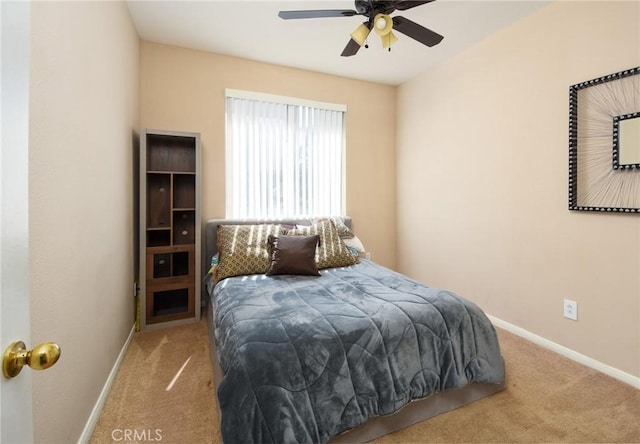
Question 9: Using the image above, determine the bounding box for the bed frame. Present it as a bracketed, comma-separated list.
[203, 218, 506, 443]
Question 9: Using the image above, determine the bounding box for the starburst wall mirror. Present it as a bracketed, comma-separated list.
[568, 66, 640, 213]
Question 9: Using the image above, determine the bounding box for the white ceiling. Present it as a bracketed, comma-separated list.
[127, 0, 550, 86]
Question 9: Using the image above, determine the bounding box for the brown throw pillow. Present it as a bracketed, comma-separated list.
[266, 235, 321, 276]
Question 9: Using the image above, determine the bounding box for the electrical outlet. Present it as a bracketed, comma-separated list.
[563, 299, 578, 321]
[365, 252, 371, 260]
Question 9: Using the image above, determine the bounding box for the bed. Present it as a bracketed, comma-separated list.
[204, 217, 506, 443]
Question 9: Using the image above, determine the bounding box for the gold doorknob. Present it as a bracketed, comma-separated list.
[3, 341, 61, 379]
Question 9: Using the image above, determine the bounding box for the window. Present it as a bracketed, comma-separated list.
[225, 89, 346, 219]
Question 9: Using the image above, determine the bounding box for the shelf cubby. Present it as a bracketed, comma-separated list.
[174, 174, 196, 209]
[146, 284, 195, 325]
[147, 229, 171, 247]
[147, 173, 171, 228]
[147, 134, 196, 173]
[173, 210, 195, 245]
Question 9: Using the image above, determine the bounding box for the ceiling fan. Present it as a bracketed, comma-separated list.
[278, 0, 444, 57]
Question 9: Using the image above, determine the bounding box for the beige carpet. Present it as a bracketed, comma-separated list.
[90, 319, 640, 444]
[90, 320, 220, 444]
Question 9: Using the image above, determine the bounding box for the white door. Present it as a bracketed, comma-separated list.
[1, 2, 34, 443]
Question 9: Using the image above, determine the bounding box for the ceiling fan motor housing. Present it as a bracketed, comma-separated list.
[354, 1, 371, 14]
[355, 1, 398, 16]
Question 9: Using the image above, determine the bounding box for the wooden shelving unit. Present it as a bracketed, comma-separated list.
[139, 129, 200, 328]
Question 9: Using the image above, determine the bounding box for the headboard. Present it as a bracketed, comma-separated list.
[202, 217, 352, 282]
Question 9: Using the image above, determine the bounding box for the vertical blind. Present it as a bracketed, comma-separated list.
[225, 91, 345, 219]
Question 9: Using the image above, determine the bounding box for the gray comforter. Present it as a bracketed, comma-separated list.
[211, 260, 505, 443]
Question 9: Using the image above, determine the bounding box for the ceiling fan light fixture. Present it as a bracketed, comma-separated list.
[350, 22, 371, 46]
[382, 30, 399, 49]
[373, 13, 393, 36]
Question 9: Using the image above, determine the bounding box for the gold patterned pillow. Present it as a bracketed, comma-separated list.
[313, 217, 354, 239]
[287, 219, 358, 270]
[214, 224, 285, 282]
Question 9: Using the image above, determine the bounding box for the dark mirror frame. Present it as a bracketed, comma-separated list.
[568, 66, 640, 213]
[612, 112, 640, 170]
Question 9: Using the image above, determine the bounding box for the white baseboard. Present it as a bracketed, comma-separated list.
[77, 324, 136, 444]
[488, 315, 640, 389]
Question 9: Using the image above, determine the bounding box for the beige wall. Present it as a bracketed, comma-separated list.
[140, 42, 397, 269]
[29, 2, 139, 442]
[397, 1, 640, 377]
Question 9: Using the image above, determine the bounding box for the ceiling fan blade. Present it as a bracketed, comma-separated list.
[392, 15, 443, 47]
[278, 9, 358, 19]
[393, 1, 436, 11]
[341, 39, 362, 57]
